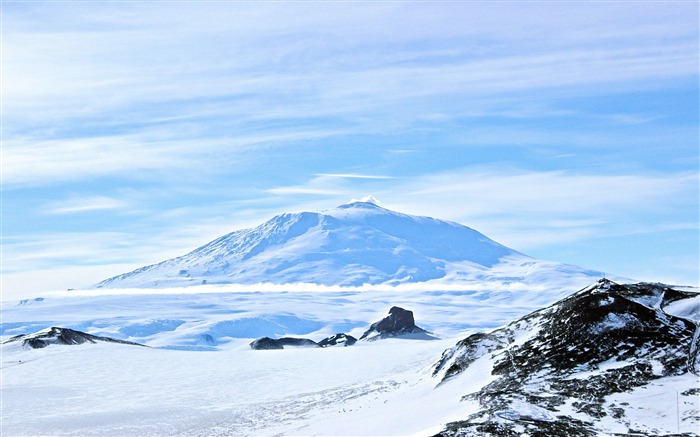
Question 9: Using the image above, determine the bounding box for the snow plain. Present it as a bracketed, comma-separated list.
[3, 281, 699, 436]
[0, 279, 587, 436]
[2, 337, 473, 436]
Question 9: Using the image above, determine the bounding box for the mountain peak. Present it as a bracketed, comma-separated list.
[336, 200, 386, 211]
[95, 202, 602, 289]
[347, 195, 381, 206]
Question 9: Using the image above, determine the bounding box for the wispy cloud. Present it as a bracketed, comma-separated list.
[46, 195, 128, 215]
[313, 174, 394, 180]
[2, 127, 348, 188]
[267, 187, 343, 196]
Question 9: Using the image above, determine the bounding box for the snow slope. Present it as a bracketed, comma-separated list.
[95, 201, 606, 289]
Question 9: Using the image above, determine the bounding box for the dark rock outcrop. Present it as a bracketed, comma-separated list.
[318, 333, 357, 347]
[249, 337, 319, 350]
[4, 327, 147, 349]
[360, 306, 433, 341]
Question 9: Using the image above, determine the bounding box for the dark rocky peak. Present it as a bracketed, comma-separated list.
[360, 306, 436, 341]
[4, 327, 146, 349]
[571, 278, 697, 310]
[318, 333, 357, 347]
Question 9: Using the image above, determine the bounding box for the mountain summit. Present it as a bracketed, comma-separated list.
[96, 201, 602, 289]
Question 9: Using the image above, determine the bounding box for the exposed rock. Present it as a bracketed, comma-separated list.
[360, 306, 434, 341]
[249, 337, 284, 350]
[318, 333, 357, 347]
[432, 280, 700, 436]
[249, 337, 318, 350]
[3, 327, 147, 349]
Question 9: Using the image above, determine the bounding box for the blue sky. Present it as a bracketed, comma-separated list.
[2, 1, 698, 298]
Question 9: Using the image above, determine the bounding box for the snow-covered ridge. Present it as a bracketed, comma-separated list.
[432, 280, 700, 435]
[95, 201, 605, 289]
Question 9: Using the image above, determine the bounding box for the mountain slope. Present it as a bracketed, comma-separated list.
[96, 201, 602, 289]
[432, 280, 700, 436]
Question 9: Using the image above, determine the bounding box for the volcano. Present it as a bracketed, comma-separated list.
[96, 201, 603, 289]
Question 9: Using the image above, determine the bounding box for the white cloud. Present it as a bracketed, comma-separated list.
[314, 174, 394, 180]
[45, 195, 127, 215]
[349, 195, 382, 205]
[4, 1, 697, 190]
[267, 187, 343, 196]
[5, 2, 696, 129]
[2, 128, 348, 188]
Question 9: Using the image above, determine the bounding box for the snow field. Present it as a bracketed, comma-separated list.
[3, 281, 698, 436]
[1, 337, 479, 436]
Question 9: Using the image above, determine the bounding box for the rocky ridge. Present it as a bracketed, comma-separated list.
[4, 327, 147, 349]
[432, 280, 700, 436]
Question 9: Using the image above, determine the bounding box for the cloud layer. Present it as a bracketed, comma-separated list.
[3, 1, 698, 296]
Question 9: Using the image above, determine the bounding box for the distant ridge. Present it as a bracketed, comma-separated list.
[96, 201, 604, 289]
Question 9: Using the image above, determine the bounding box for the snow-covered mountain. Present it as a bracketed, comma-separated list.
[432, 279, 700, 436]
[96, 200, 604, 289]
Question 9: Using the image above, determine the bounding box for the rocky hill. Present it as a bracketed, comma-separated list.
[432, 280, 700, 436]
[4, 327, 147, 349]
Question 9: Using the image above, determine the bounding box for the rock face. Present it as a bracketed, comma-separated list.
[432, 280, 700, 436]
[318, 333, 357, 347]
[4, 327, 146, 349]
[360, 306, 433, 341]
[249, 337, 319, 350]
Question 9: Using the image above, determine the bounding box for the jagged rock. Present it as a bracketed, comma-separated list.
[318, 333, 357, 347]
[3, 327, 147, 349]
[360, 306, 433, 341]
[433, 280, 700, 436]
[249, 337, 318, 350]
